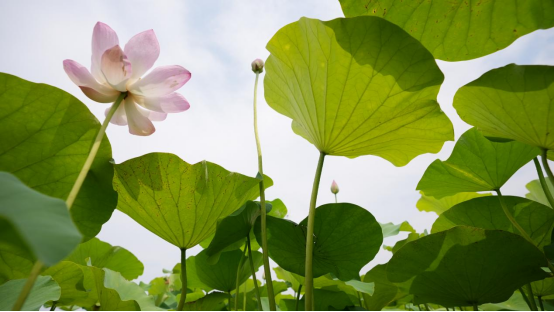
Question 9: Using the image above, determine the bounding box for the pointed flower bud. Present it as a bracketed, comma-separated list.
[251, 58, 264, 74]
[331, 180, 339, 195]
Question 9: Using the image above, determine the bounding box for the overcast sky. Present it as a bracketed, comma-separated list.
[1, 0, 553, 284]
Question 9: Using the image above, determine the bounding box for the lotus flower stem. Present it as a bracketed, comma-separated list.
[525, 284, 538, 311]
[11, 261, 43, 310]
[532, 158, 554, 208]
[295, 285, 302, 311]
[247, 235, 262, 311]
[177, 248, 187, 310]
[304, 151, 326, 310]
[66, 92, 126, 209]
[234, 244, 248, 311]
[496, 190, 554, 274]
[252, 66, 276, 310]
[538, 296, 545, 311]
[519, 287, 533, 310]
[541, 149, 554, 188]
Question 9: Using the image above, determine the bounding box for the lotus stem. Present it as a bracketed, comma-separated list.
[253, 69, 276, 311]
[525, 284, 538, 311]
[538, 296, 545, 311]
[533, 158, 554, 208]
[50, 302, 57, 311]
[177, 248, 187, 311]
[12, 260, 43, 310]
[234, 244, 248, 311]
[356, 292, 363, 307]
[520, 287, 533, 310]
[247, 235, 262, 311]
[66, 92, 126, 209]
[304, 151, 326, 310]
[295, 285, 302, 311]
[472, 303, 478, 311]
[541, 149, 554, 189]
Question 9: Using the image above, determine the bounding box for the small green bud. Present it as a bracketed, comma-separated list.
[251, 58, 264, 74]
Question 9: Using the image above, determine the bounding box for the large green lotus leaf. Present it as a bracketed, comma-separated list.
[0, 172, 82, 266]
[194, 249, 262, 293]
[384, 232, 425, 254]
[42, 261, 87, 306]
[454, 65, 554, 153]
[102, 269, 162, 311]
[417, 128, 539, 198]
[480, 291, 532, 311]
[85, 266, 138, 311]
[339, 1, 554, 62]
[65, 238, 143, 280]
[416, 191, 491, 215]
[0, 275, 60, 311]
[255, 203, 382, 281]
[387, 226, 549, 306]
[361, 264, 410, 311]
[526, 178, 554, 208]
[532, 278, 554, 298]
[380, 221, 414, 238]
[0, 73, 117, 241]
[113, 153, 270, 248]
[264, 17, 453, 166]
[0, 242, 33, 284]
[173, 258, 213, 292]
[205, 201, 269, 261]
[267, 199, 288, 218]
[182, 292, 228, 311]
[432, 196, 554, 248]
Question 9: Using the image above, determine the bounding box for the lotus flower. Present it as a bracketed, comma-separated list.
[63, 22, 191, 136]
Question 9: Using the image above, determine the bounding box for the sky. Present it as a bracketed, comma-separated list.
[1, 0, 554, 284]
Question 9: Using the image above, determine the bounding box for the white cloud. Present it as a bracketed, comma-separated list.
[0, 0, 552, 283]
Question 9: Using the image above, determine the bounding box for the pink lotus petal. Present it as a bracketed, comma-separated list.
[129, 65, 190, 97]
[106, 103, 128, 126]
[137, 105, 167, 122]
[91, 22, 119, 83]
[134, 92, 190, 113]
[124, 97, 155, 136]
[63, 59, 119, 102]
[124, 30, 160, 79]
[101, 45, 132, 92]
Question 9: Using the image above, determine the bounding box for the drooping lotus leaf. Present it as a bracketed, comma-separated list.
[416, 191, 491, 215]
[182, 292, 228, 311]
[205, 201, 269, 260]
[0, 275, 60, 311]
[274, 267, 304, 292]
[387, 226, 549, 306]
[42, 261, 87, 306]
[264, 17, 453, 166]
[417, 128, 539, 198]
[526, 178, 554, 208]
[0, 172, 82, 266]
[361, 264, 410, 311]
[454, 65, 554, 156]
[113, 153, 271, 249]
[432, 196, 554, 248]
[339, 0, 554, 62]
[65, 238, 143, 280]
[255, 203, 382, 281]
[194, 249, 262, 293]
[102, 269, 162, 311]
[380, 221, 414, 238]
[0, 73, 117, 241]
[84, 267, 138, 311]
[267, 199, 288, 218]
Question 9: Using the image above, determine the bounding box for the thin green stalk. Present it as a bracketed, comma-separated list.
[520, 287, 533, 310]
[538, 296, 545, 311]
[334, 194, 337, 203]
[542, 149, 554, 189]
[243, 281, 247, 311]
[526, 284, 538, 311]
[228, 292, 232, 311]
[235, 244, 248, 311]
[304, 152, 326, 311]
[66, 92, 126, 209]
[533, 158, 554, 208]
[50, 301, 57, 311]
[247, 236, 262, 311]
[177, 248, 187, 311]
[496, 189, 554, 273]
[356, 292, 363, 307]
[12, 93, 126, 311]
[253, 70, 276, 311]
[295, 285, 302, 311]
[12, 261, 43, 310]
[472, 303, 478, 311]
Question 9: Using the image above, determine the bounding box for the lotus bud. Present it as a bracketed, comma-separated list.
[251, 58, 264, 74]
[331, 180, 339, 195]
